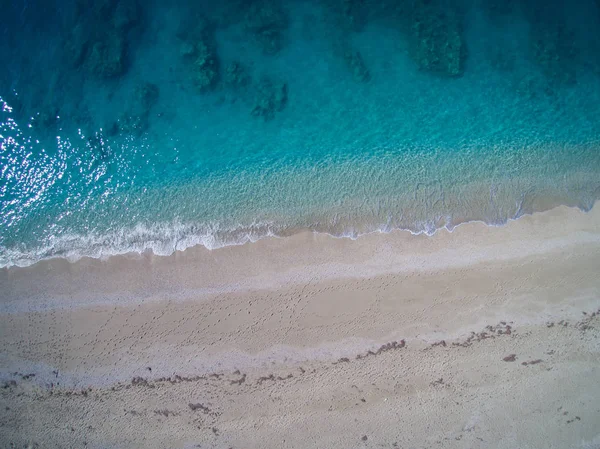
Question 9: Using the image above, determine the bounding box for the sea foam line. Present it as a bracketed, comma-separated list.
[1, 199, 596, 269]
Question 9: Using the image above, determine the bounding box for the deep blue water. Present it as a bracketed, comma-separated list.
[1, 0, 600, 266]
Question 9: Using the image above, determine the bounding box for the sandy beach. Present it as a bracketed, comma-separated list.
[1, 204, 600, 448]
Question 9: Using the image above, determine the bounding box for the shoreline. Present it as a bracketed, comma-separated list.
[1, 201, 600, 448]
[2, 201, 599, 313]
[2, 182, 598, 269]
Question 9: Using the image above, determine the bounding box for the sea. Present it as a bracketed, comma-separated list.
[1, 0, 600, 267]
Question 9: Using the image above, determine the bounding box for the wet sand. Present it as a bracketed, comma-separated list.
[1, 204, 600, 448]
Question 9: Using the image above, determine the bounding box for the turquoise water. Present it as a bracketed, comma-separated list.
[1, 0, 600, 267]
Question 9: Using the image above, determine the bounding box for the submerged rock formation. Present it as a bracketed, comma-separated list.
[251, 78, 288, 120]
[178, 16, 220, 92]
[65, 0, 142, 79]
[344, 50, 370, 82]
[86, 32, 128, 78]
[193, 41, 220, 91]
[225, 62, 250, 88]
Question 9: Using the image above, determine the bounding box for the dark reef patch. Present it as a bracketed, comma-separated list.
[251, 78, 288, 120]
[345, 50, 371, 82]
[224, 61, 251, 88]
[2, 0, 600, 133]
[177, 14, 221, 92]
[66, 0, 143, 78]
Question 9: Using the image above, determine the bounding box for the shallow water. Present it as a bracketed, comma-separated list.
[1, 0, 600, 267]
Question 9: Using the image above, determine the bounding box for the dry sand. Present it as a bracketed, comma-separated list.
[1, 204, 600, 448]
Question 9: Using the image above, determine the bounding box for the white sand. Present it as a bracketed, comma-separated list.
[1, 204, 600, 448]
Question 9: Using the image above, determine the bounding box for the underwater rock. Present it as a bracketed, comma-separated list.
[225, 62, 250, 87]
[251, 78, 288, 120]
[66, 0, 141, 78]
[86, 32, 127, 78]
[408, 1, 466, 77]
[344, 50, 370, 82]
[65, 23, 91, 69]
[245, 1, 288, 54]
[193, 41, 220, 92]
[137, 82, 159, 111]
[177, 16, 220, 92]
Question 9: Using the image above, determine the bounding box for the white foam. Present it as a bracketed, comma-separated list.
[0, 201, 593, 269]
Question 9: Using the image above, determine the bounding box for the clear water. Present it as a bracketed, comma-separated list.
[1, 0, 600, 267]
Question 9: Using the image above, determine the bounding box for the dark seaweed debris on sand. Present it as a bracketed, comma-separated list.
[356, 340, 406, 360]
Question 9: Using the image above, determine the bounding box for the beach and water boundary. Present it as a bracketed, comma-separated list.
[1, 202, 600, 448]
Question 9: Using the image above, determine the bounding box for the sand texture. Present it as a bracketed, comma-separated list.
[1, 205, 600, 448]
